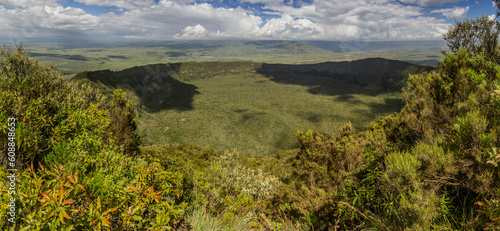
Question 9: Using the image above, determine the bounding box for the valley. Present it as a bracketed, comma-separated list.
[75, 58, 432, 155]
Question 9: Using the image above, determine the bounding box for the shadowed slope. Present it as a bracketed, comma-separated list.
[73, 63, 199, 112]
[258, 58, 434, 94]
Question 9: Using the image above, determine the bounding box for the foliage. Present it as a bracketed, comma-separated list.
[443, 15, 500, 62]
[0, 160, 185, 230]
[0, 44, 103, 168]
[262, 45, 500, 230]
[476, 199, 500, 230]
[0, 45, 185, 230]
[139, 145, 287, 230]
[108, 89, 141, 156]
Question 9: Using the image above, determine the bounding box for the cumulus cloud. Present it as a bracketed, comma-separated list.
[0, 4, 98, 41]
[73, 0, 155, 9]
[0, 0, 455, 41]
[174, 24, 208, 39]
[0, 0, 58, 8]
[398, 0, 463, 6]
[96, 1, 264, 40]
[292, 0, 449, 40]
[431, 6, 469, 19]
[257, 15, 322, 39]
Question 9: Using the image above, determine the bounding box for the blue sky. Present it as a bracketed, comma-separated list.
[0, 0, 497, 44]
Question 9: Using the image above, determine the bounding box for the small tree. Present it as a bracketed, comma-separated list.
[443, 16, 500, 61]
[0, 44, 68, 167]
[108, 89, 141, 156]
[0, 44, 109, 168]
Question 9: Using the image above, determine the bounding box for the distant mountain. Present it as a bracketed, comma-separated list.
[302, 40, 447, 53]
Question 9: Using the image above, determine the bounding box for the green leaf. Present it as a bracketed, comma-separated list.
[19, 225, 33, 231]
[44, 209, 56, 220]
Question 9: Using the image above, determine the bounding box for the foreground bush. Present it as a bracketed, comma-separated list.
[0, 45, 185, 230]
[264, 49, 500, 230]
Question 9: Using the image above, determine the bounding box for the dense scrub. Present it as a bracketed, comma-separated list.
[0, 46, 185, 230]
[265, 49, 500, 230]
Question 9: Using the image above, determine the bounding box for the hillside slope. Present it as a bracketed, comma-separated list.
[259, 58, 434, 91]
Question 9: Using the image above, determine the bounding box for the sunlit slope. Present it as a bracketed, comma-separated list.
[74, 59, 432, 154]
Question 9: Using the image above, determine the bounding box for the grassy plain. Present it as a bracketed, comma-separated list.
[136, 70, 403, 155]
[21, 40, 444, 77]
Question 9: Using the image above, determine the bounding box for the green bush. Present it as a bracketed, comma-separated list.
[108, 89, 141, 156]
[0, 45, 186, 230]
[0, 44, 104, 167]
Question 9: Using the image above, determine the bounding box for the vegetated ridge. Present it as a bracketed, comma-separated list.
[259, 57, 433, 91]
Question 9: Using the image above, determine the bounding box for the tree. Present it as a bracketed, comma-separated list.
[0, 44, 108, 168]
[107, 89, 141, 156]
[443, 15, 500, 61]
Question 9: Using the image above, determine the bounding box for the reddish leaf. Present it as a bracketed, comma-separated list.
[103, 217, 111, 225]
[63, 199, 76, 205]
[41, 192, 54, 201]
[77, 184, 85, 191]
[59, 185, 64, 203]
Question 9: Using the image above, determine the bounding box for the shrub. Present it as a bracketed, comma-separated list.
[107, 89, 141, 156]
[0, 45, 186, 230]
[0, 44, 107, 168]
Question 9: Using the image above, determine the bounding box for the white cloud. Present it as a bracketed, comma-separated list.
[0, 0, 454, 41]
[286, 0, 449, 40]
[96, 1, 264, 40]
[174, 24, 208, 39]
[73, 0, 155, 9]
[0, 0, 58, 8]
[256, 15, 322, 39]
[431, 6, 469, 19]
[398, 0, 463, 6]
[0, 4, 98, 40]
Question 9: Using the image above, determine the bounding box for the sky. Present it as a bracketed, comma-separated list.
[0, 0, 498, 44]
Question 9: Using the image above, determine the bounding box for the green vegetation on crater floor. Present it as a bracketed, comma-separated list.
[74, 59, 430, 155]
